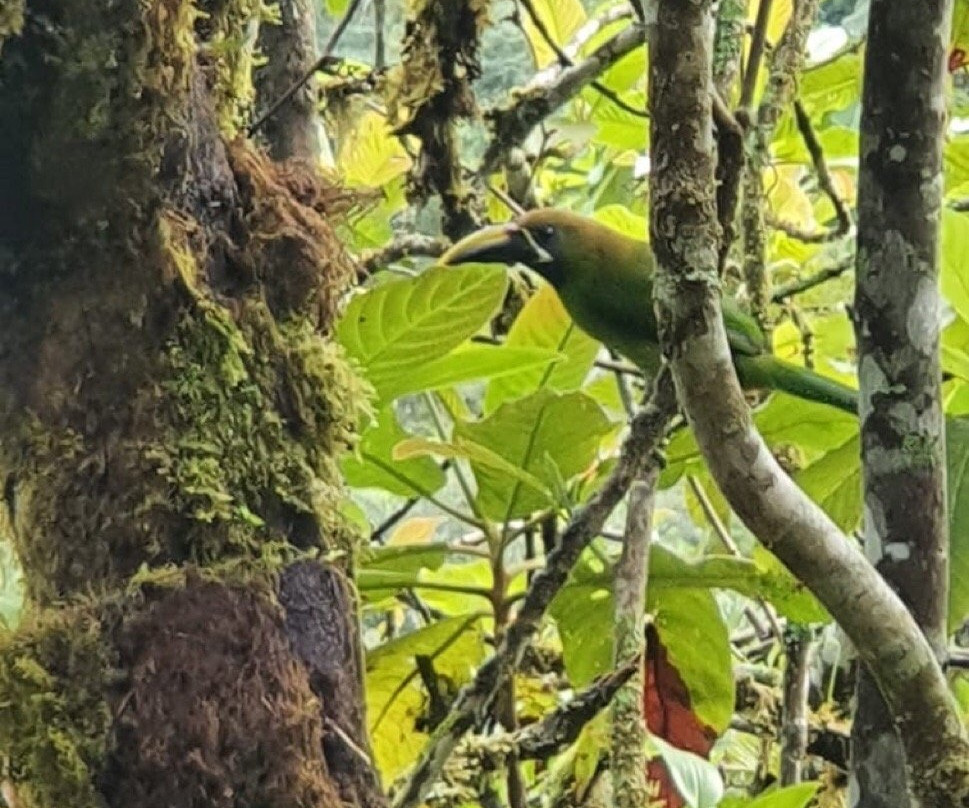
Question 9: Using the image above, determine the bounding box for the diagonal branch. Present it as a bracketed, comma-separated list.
[479, 22, 646, 177]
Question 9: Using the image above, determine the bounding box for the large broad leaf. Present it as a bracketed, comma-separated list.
[719, 782, 819, 808]
[337, 265, 508, 400]
[455, 390, 613, 521]
[550, 551, 736, 732]
[655, 588, 734, 734]
[948, 416, 969, 630]
[943, 210, 969, 324]
[521, 0, 586, 68]
[591, 92, 649, 151]
[484, 284, 600, 412]
[337, 110, 411, 188]
[382, 343, 563, 401]
[367, 615, 486, 781]
[342, 406, 446, 497]
[795, 435, 862, 532]
[799, 50, 863, 119]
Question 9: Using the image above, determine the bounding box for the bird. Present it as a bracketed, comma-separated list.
[440, 208, 857, 414]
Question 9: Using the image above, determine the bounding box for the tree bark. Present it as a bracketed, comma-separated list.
[0, 4, 380, 806]
[648, 2, 969, 806]
[852, 3, 953, 806]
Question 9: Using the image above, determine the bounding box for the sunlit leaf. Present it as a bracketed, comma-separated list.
[338, 110, 411, 188]
[485, 284, 600, 412]
[795, 435, 862, 531]
[455, 390, 613, 520]
[521, 0, 587, 68]
[393, 435, 552, 497]
[342, 406, 446, 497]
[719, 782, 820, 808]
[948, 416, 969, 630]
[337, 264, 508, 400]
[367, 616, 486, 780]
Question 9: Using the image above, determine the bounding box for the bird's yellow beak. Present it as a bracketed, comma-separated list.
[440, 223, 552, 267]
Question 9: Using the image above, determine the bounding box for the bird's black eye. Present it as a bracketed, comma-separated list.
[541, 224, 555, 241]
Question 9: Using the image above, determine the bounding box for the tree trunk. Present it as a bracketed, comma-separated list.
[0, 4, 382, 807]
[852, 2, 953, 806]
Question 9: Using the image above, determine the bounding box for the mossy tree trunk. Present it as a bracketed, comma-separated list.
[0, 3, 383, 807]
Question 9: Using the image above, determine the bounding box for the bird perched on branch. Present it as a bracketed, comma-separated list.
[441, 208, 857, 414]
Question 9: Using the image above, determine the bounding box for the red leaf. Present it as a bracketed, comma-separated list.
[643, 623, 720, 807]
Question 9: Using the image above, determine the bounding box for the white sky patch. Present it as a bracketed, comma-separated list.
[807, 26, 849, 63]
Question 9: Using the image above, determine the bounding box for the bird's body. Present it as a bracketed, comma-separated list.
[441, 209, 857, 414]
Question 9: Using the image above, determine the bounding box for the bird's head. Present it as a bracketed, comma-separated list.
[440, 209, 594, 288]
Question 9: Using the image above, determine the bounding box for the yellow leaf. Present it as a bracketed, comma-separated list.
[766, 164, 814, 230]
[522, 0, 587, 69]
[338, 110, 411, 188]
[388, 517, 444, 546]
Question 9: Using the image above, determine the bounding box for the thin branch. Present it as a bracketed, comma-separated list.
[770, 256, 853, 301]
[479, 22, 646, 177]
[249, 0, 364, 135]
[357, 234, 450, 277]
[793, 100, 852, 236]
[739, 0, 775, 110]
[390, 370, 678, 808]
[517, 0, 646, 119]
[610, 477, 656, 808]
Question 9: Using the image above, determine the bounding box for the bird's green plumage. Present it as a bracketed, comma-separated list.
[441, 209, 858, 414]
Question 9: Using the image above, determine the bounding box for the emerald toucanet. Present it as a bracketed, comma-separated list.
[440, 209, 857, 414]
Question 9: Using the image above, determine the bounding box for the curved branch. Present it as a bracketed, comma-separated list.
[648, 4, 969, 807]
[479, 22, 646, 177]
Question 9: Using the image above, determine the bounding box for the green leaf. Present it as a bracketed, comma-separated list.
[342, 406, 446, 497]
[337, 264, 508, 400]
[394, 436, 552, 498]
[650, 736, 724, 808]
[719, 783, 819, 808]
[325, 0, 350, 14]
[943, 210, 969, 324]
[337, 110, 411, 188]
[591, 91, 648, 150]
[367, 615, 486, 781]
[485, 284, 600, 412]
[382, 343, 563, 401]
[455, 390, 614, 520]
[799, 50, 863, 119]
[795, 435, 862, 532]
[948, 416, 969, 629]
[521, 0, 587, 68]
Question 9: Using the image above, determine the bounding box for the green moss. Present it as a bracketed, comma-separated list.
[150, 294, 369, 561]
[200, 0, 279, 135]
[0, 607, 113, 808]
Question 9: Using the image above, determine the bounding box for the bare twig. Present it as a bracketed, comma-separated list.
[517, 0, 646, 119]
[770, 257, 853, 301]
[249, 0, 364, 135]
[390, 370, 678, 808]
[480, 22, 646, 177]
[793, 99, 853, 236]
[739, 0, 775, 110]
[357, 234, 450, 277]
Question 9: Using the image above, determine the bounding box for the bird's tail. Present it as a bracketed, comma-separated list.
[734, 354, 858, 414]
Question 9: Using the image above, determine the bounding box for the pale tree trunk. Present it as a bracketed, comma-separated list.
[649, 1, 969, 806]
[852, 3, 953, 806]
[0, 4, 382, 807]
